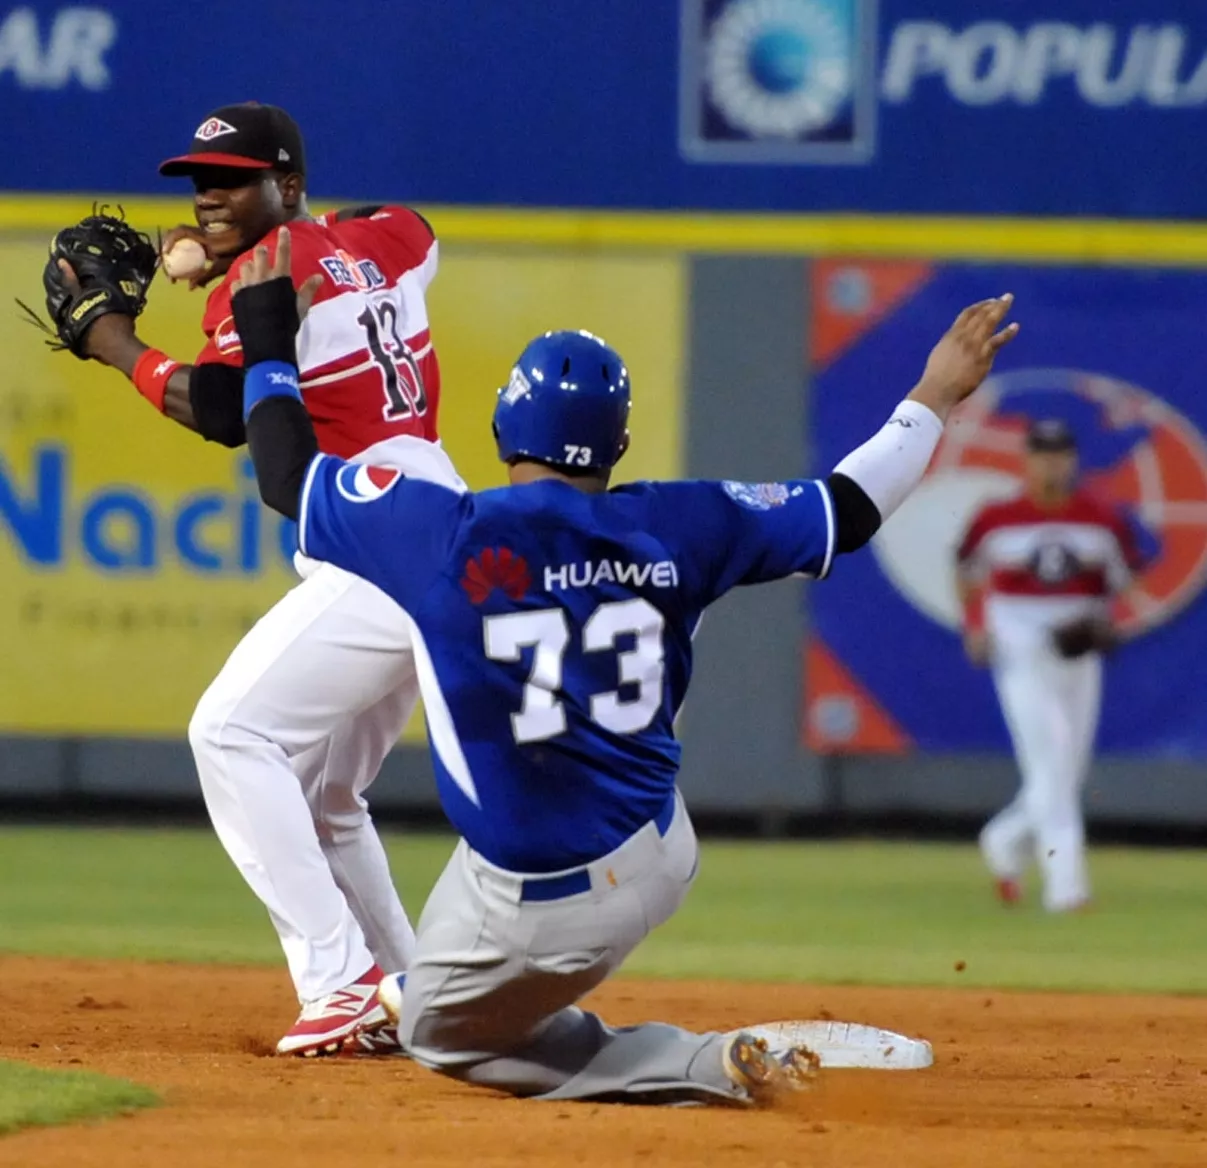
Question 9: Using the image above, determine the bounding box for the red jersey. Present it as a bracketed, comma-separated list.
[957, 489, 1143, 601]
[197, 206, 440, 459]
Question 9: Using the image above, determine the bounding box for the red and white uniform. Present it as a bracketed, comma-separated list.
[956, 489, 1140, 912]
[188, 207, 467, 1014]
[958, 490, 1141, 660]
[198, 208, 441, 457]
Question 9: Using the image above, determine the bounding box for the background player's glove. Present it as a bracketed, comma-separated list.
[18, 208, 158, 358]
[1052, 616, 1117, 659]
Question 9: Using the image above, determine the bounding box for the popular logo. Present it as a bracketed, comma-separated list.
[462, 547, 531, 605]
[195, 117, 237, 141]
[0, 7, 117, 91]
[882, 22, 1207, 110]
[680, 0, 876, 163]
[872, 369, 1207, 636]
[334, 463, 403, 504]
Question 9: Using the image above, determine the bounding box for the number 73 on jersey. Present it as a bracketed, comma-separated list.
[484, 598, 666, 744]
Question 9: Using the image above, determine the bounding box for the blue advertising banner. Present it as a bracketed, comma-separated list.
[2, 1, 1207, 216]
[806, 260, 1207, 757]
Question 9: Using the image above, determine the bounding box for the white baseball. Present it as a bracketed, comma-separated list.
[162, 238, 209, 280]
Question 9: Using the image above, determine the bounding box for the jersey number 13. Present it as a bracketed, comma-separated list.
[483, 599, 665, 744]
[358, 301, 428, 422]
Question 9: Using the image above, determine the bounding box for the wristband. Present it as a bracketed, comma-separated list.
[243, 360, 303, 421]
[131, 348, 181, 413]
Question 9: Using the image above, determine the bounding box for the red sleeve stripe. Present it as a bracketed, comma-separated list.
[989, 567, 1111, 597]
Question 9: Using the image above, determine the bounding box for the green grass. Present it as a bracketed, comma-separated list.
[1, 828, 1205, 993]
[0, 1060, 158, 1136]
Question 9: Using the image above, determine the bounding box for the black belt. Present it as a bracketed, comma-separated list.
[519, 795, 677, 903]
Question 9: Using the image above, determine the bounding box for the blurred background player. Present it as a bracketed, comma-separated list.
[64, 102, 463, 1055]
[229, 234, 1018, 1100]
[956, 419, 1144, 912]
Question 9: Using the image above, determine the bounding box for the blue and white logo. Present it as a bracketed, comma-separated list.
[680, 0, 875, 164]
[722, 480, 791, 510]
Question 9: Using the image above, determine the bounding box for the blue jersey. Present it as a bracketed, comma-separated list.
[299, 460, 835, 872]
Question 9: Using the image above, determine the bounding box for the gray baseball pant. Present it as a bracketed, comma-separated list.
[399, 791, 747, 1104]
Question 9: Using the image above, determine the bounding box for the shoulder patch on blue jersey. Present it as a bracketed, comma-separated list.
[336, 463, 403, 503]
[722, 481, 790, 511]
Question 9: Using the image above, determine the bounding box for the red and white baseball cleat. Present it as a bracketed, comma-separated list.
[277, 964, 390, 1057]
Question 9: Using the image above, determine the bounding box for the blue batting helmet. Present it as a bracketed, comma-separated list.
[493, 330, 631, 472]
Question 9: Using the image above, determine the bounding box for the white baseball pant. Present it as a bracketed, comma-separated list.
[981, 645, 1102, 912]
[188, 436, 465, 1002]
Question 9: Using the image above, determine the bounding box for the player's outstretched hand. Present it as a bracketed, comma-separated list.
[230, 226, 323, 321]
[909, 294, 1019, 421]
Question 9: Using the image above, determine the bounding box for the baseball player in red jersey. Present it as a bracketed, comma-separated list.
[955, 419, 1143, 913]
[73, 103, 464, 1055]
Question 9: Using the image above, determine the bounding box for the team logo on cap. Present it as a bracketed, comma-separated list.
[872, 368, 1207, 636]
[334, 463, 403, 503]
[195, 117, 237, 141]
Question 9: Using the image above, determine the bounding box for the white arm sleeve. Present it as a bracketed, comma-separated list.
[832, 400, 944, 522]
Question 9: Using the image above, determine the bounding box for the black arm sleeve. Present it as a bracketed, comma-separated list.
[246, 395, 318, 521]
[333, 204, 385, 221]
[827, 472, 883, 554]
[234, 274, 320, 522]
[188, 362, 247, 448]
[334, 204, 435, 239]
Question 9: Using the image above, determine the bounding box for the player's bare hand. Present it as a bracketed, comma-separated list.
[963, 629, 991, 667]
[910, 294, 1019, 421]
[160, 225, 230, 289]
[230, 227, 323, 321]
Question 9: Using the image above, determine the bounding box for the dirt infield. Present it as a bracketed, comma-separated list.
[0, 956, 1204, 1167]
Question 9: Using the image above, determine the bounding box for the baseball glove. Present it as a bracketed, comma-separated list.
[17, 206, 158, 358]
[1052, 616, 1117, 659]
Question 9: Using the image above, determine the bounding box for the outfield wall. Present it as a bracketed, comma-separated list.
[2, 200, 1206, 826]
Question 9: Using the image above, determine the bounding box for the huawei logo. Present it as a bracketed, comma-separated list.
[462, 547, 531, 605]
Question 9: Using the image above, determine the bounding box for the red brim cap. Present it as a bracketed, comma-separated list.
[158, 152, 275, 176]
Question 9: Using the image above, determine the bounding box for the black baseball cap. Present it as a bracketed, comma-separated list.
[159, 102, 305, 177]
[1026, 418, 1077, 452]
